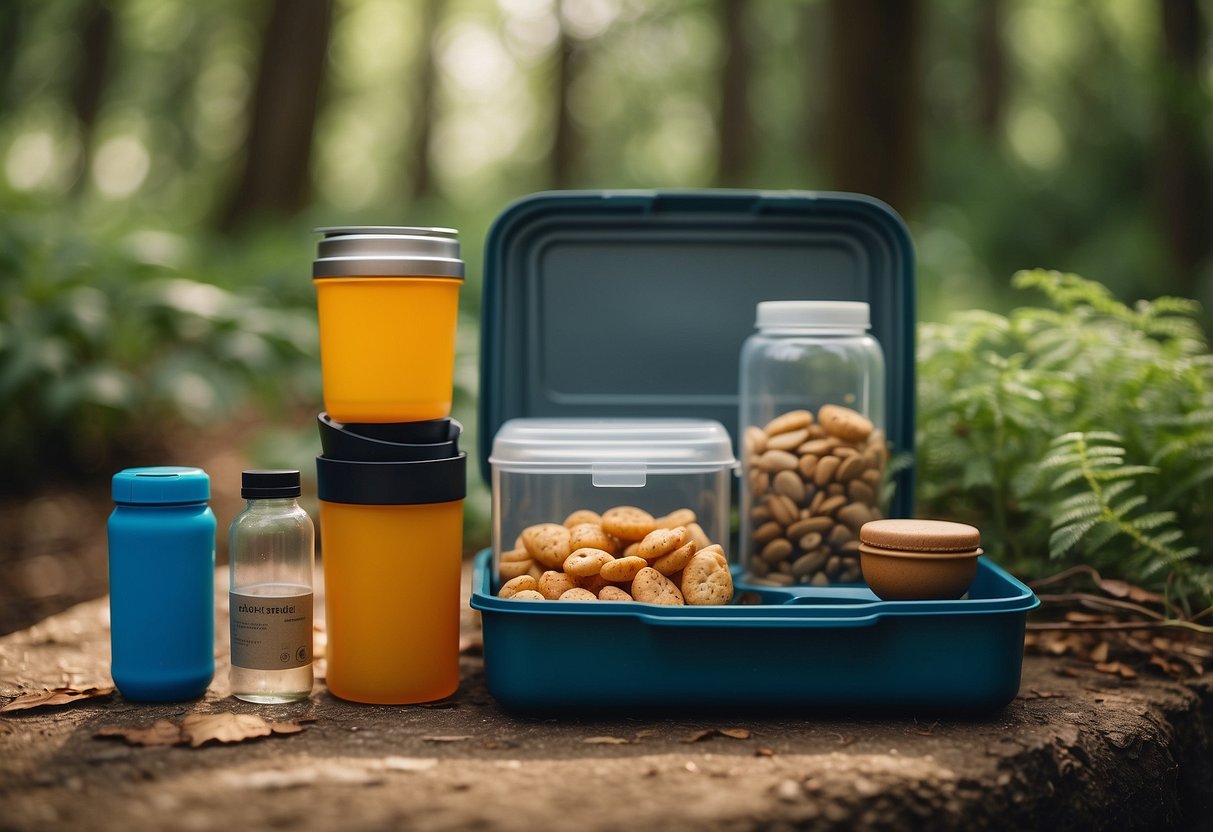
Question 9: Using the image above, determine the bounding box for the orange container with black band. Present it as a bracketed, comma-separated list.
[316, 415, 467, 704]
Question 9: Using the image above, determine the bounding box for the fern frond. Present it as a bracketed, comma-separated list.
[1050, 518, 1103, 558]
[1041, 431, 1198, 577]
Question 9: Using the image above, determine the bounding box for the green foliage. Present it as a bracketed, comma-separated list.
[917, 270, 1212, 608]
[0, 211, 321, 486]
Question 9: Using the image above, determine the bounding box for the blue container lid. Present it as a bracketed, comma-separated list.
[480, 189, 916, 514]
[112, 467, 211, 505]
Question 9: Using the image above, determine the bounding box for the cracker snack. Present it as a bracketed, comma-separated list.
[497, 507, 733, 606]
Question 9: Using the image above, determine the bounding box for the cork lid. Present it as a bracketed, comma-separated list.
[858, 519, 981, 554]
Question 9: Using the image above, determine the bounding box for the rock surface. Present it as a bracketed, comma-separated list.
[1, 566, 1210, 831]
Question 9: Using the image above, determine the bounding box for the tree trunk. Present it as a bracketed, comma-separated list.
[551, 0, 577, 189]
[975, 0, 1005, 138]
[1154, 0, 1212, 297]
[70, 0, 115, 193]
[717, 0, 753, 187]
[406, 0, 441, 202]
[219, 0, 334, 231]
[823, 0, 923, 216]
[0, 1, 24, 111]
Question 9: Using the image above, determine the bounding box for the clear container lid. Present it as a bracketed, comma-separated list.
[489, 418, 737, 476]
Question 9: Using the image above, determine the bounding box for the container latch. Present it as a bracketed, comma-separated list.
[591, 462, 647, 488]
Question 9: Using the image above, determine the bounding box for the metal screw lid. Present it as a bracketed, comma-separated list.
[313, 226, 464, 279]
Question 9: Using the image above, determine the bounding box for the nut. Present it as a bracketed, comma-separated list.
[743, 405, 887, 586]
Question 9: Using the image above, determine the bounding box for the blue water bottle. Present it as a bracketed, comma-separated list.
[108, 466, 216, 701]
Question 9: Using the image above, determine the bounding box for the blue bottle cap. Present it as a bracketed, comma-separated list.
[112, 467, 211, 505]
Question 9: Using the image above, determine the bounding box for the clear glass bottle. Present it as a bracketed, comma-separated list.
[229, 470, 315, 703]
[738, 301, 886, 586]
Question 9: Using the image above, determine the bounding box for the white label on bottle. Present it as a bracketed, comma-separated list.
[229, 591, 313, 670]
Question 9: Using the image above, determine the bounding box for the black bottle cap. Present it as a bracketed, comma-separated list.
[241, 470, 302, 499]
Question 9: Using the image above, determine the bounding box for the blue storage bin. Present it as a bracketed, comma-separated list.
[473, 550, 1036, 713]
[470, 189, 1038, 712]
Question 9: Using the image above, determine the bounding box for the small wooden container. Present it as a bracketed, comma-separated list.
[858, 519, 982, 601]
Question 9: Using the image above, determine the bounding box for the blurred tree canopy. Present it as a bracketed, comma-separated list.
[0, 0, 1211, 485]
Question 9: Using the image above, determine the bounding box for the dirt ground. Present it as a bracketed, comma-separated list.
[1, 565, 1210, 832]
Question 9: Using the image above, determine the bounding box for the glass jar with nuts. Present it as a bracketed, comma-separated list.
[738, 301, 887, 586]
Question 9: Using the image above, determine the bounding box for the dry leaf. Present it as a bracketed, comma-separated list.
[1148, 655, 1181, 676]
[97, 719, 182, 746]
[422, 735, 473, 743]
[634, 729, 657, 739]
[718, 728, 752, 740]
[1089, 642, 1110, 663]
[1065, 611, 1106, 623]
[583, 736, 630, 745]
[1094, 661, 1138, 680]
[181, 713, 308, 747]
[1097, 577, 1165, 606]
[754, 747, 776, 757]
[95, 714, 310, 748]
[1, 686, 115, 713]
[684, 727, 753, 743]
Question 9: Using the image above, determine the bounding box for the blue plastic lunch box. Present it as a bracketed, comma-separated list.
[469, 190, 1038, 712]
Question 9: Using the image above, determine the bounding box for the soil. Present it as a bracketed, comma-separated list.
[1, 566, 1210, 831]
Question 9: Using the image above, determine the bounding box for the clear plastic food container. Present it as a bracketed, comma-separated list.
[488, 418, 737, 589]
[738, 301, 887, 586]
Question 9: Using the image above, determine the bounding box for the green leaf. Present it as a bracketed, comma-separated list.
[1090, 465, 1159, 481]
[1050, 502, 1104, 529]
[1051, 467, 1088, 490]
[1129, 511, 1177, 532]
[1050, 518, 1102, 558]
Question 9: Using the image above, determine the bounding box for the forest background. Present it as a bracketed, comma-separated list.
[1, 0, 1210, 632]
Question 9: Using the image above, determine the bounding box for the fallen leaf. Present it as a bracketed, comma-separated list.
[96, 720, 183, 746]
[1148, 655, 1181, 676]
[912, 720, 940, 735]
[718, 728, 752, 740]
[1093, 661, 1138, 680]
[1095, 578, 1131, 599]
[1089, 642, 1109, 663]
[181, 713, 309, 748]
[422, 735, 473, 743]
[1065, 611, 1106, 623]
[95, 714, 311, 748]
[1, 686, 115, 713]
[634, 729, 657, 739]
[754, 747, 776, 757]
[681, 727, 753, 743]
[583, 736, 630, 745]
[1097, 577, 1165, 606]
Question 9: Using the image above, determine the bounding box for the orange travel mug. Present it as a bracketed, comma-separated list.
[316, 416, 466, 704]
[313, 227, 463, 423]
